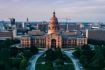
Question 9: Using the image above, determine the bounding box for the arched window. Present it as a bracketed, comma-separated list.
[51, 39, 56, 48]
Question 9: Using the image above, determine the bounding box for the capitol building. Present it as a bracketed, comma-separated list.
[20, 12, 88, 48]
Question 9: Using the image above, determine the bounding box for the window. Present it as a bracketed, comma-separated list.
[48, 27, 51, 29]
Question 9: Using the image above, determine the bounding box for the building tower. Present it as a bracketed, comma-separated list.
[86, 29, 88, 38]
[48, 11, 60, 34]
[10, 18, 15, 25]
[27, 18, 29, 23]
[66, 23, 69, 32]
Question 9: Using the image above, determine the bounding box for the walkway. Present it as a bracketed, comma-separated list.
[26, 51, 44, 70]
[64, 50, 84, 70]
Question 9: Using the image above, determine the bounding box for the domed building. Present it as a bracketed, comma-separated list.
[20, 12, 88, 48]
[48, 11, 60, 34]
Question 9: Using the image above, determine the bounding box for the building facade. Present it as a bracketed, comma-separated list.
[20, 12, 88, 48]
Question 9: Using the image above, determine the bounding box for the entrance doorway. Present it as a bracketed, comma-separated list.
[51, 39, 56, 48]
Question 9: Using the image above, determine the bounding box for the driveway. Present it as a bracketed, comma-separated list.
[26, 51, 44, 70]
[64, 50, 84, 70]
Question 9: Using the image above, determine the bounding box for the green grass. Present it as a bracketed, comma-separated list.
[63, 54, 72, 63]
[64, 64, 75, 70]
[35, 55, 49, 70]
[36, 55, 45, 63]
[36, 63, 54, 70]
[63, 54, 75, 70]
[38, 48, 45, 51]
[36, 64, 47, 70]
[36, 53, 75, 70]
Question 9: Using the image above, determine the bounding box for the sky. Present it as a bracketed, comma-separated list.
[0, 0, 105, 22]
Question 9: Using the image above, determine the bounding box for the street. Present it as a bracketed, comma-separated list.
[26, 51, 44, 70]
[64, 50, 84, 70]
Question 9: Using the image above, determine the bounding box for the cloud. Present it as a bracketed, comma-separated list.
[0, 0, 105, 22]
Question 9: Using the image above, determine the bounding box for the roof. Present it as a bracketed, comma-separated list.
[0, 31, 13, 37]
[49, 11, 58, 25]
[62, 31, 84, 39]
[31, 35, 45, 39]
[88, 30, 105, 41]
[28, 30, 45, 36]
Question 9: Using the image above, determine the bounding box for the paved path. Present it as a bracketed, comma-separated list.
[26, 51, 44, 70]
[64, 50, 84, 70]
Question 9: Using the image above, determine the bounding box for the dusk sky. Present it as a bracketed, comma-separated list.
[0, 0, 105, 22]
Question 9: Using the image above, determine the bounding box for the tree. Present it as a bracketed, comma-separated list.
[4, 39, 12, 48]
[0, 48, 10, 61]
[30, 46, 38, 55]
[74, 45, 94, 68]
[55, 59, 64, 65]
[54, 48, 63, 59]
[73, 48, 81, 58]
[23, 50, 32, 58]
[103, 68, 105, 70]
[90, 46, 105, 70]
[45, 61, 54, 70]
[19, 57, 27, 70]
[0, 61, 5, 70]
[45, 49, 55, 62]
[10, 47, 18, 57]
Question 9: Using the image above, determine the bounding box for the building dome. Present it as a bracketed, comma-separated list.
[48, 11, 60, 34]
[49, 11, 58, 25]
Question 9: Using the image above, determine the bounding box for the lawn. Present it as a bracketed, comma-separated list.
[35, 54, 52, 70]
[63, 54, 75, 70]
[35, 53, 75, 70]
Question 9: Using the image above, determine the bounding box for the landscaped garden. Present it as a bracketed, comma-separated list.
[36, 48, 75, 70]
[0, 39, 39, 70]
[73, 44, 105, 70]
